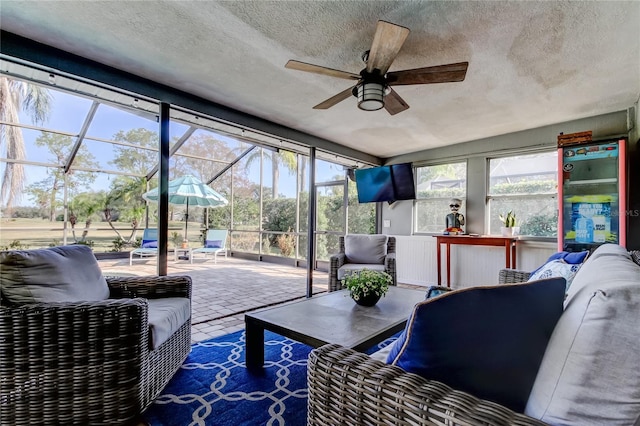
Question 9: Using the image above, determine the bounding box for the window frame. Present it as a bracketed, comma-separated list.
[486, 150, 558, 238]
[413, 160, 468, 235]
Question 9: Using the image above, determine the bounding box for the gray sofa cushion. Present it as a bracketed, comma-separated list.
[525, 243, 640, 425]
[344, 234, 388, 264]
[147, 297, 191, 350]
[0, 245, 109, 304]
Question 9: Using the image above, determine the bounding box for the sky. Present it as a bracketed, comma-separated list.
[5, 87, 345, 207]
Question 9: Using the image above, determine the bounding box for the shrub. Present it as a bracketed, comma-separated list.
[276, 233, 296, 257]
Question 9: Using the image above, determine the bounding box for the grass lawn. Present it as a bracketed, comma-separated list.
[0, 218, 203, 252]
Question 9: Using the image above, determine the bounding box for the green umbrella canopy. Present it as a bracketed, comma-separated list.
[143, 175, 228, 240]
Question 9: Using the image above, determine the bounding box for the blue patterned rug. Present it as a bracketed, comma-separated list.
[143, 330, 398, 426]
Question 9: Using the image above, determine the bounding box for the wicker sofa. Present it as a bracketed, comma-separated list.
[308, 244, 640, 425]
[0, 246, 192, 426]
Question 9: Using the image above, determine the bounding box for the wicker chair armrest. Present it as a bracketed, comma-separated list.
[384, 251, 396, 262]
[328, 253, 346, 292]
[384, 251, 396, 268]
[1, 298, 149, 362]
[499, 269, 532, 284]
[384, 252, 397, 285]
[308, 344, 545, 426]
[106, 275, 192, 299]
[329, 253, 346, 268]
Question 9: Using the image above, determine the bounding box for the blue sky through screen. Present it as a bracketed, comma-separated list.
[6, 88, 345, 207]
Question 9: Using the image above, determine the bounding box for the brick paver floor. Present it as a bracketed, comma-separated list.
[98, 255, 329, 343]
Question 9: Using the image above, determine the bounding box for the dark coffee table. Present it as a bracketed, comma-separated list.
[244, 286, 425, 369]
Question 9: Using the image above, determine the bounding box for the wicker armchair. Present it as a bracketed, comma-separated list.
[308, 344, 545, 426]
[329, 235, 397, 292]
[0, 275, 192, 426]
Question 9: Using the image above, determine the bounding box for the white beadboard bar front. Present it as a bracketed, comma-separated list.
[395, 236, 556, 289]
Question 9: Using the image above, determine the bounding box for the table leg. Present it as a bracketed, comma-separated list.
[446, 243, 451, 288]
[436, 240, 442, 285]
[505, 242, 511, 269]
[511, 241, 517, 269]
[245, 317, 264, 370]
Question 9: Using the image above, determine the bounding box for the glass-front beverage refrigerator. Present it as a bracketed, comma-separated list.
[558, 136, 627, 252]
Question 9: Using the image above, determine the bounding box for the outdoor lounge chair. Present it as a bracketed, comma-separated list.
[130, 228, 159, 265]
[191, 229, 228, 264]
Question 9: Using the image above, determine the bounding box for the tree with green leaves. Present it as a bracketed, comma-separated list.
[68, 191, 104, 243]
[107, 128, 161, 236]
[27, 132, 98, 221]
[109, 128, 159, 175]
[103, 176, 149, 243]
[0, 77, 51, 216]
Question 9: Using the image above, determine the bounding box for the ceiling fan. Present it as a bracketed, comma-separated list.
[285, 20, 468, 115]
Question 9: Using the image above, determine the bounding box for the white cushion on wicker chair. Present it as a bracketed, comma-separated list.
[147, 297, 191, 350]
[337, 263, 386, 280]
[0, 245, 109, 304]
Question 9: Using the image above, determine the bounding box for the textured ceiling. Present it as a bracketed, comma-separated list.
[1, 1, 639, 159]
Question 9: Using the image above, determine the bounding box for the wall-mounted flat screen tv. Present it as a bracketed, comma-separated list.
[390, 163, 416, 201]
[355, 162, 415, 203]
[355, 165, 395, 203]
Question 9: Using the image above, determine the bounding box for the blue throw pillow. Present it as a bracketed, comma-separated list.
[141, 241, 157, 248]
[425, 285, 450, 300]
[386, 277, 566, 413]
[205, 240, 223, 249]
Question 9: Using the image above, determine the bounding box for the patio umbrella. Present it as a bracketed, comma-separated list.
[143, 175, 228, 241]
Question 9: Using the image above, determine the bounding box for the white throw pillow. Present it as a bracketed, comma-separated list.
[528, 259, 582, 292]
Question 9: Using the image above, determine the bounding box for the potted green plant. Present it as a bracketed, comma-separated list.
[342, 268, 392, 307]
[499, 210, 519, 236]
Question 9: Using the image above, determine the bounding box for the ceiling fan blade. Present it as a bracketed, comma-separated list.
[387, 62, 469, 86]
[313, 86, 356, 109]
[285, 60, 360, 80]
[384, 88, 410, 115]
[366, 21, 410, 75]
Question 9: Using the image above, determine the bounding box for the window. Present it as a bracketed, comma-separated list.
[415, 162, 467, 233]
[487, 151, 558, 237]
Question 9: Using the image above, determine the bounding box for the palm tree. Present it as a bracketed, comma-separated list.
[244, 148, 298, 199]
[104, 176, 149, 243]
[0, 77, 51, 216]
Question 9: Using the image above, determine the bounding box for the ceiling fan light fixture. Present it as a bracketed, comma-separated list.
[356, 81, 385, 111]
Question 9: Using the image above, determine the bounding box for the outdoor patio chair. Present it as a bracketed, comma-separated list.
[329, 234, 397, 291]
[130, 228, 158, 265]
[191, 229, 228, 264]
[0, 245, 192, 425]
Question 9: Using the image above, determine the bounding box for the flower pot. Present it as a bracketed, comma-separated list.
[352, 292, 381, 307]
[501, 226, 513, 237]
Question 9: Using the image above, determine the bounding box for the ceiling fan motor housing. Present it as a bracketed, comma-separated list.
[352, 70, 387, 111]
